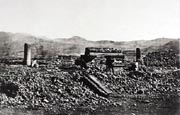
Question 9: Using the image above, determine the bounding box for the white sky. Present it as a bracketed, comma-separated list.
[0, 0, 179, 41]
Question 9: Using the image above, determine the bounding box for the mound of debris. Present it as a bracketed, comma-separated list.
[0, 63, 113, 112]
[85, 57, 180, 97]
[143, 50, 178, 67]
[0, 49, 179, 113]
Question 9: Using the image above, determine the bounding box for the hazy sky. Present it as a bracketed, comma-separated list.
[0, 0, 179, 41]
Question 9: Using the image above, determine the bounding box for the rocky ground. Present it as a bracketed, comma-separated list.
[0, 50, 179, 114]
[143, 49, 178, 67]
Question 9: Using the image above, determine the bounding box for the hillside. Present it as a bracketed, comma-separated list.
[161, 40, 180, 54]
[0, 31, 178, 58]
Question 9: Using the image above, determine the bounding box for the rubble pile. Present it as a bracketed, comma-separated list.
[0, 64, 112, 112]
[143, 50, 178, 67]
[0, 49, 179, 113]
[86, 47, 122, 53]
[85, 57, 180, 97]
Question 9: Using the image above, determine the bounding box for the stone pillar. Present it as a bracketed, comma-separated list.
[136, 48, 141, 62]
[85, 48, 90, 56]
[24, 43, 31, 66]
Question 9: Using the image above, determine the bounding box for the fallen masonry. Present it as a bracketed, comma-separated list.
[82, 74, 112, 97]
[0, 47, 179, 114]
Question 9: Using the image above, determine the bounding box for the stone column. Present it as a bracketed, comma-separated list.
[136, 48, 141, 62]
[24, 43, 31, 66]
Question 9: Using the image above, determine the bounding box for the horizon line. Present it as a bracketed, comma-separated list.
[0, 30, 179, 42]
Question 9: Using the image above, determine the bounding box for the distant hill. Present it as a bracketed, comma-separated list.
[0, 31, 178, 58]
[161, 40, 180, 54]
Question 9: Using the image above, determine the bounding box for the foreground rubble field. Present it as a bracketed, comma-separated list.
[0, 63, 113, 113]
[0, 50, 179, 114]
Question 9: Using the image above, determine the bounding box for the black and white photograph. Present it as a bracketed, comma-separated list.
[0, 0, 179, 114]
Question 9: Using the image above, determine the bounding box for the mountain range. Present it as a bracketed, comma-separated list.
[0, 31, 179, 58]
